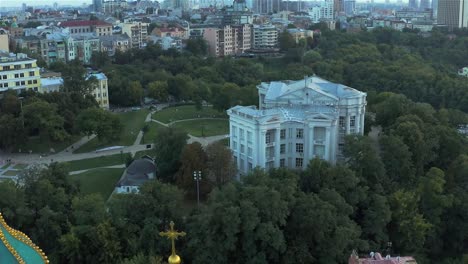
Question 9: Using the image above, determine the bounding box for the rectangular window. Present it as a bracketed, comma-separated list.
[314, 145, 325, 158]
[247, 131, 252, 142]
[339, 116, 345, 129]
[350, 116, 356, 127]
[280, 159, 285, 167]
[232, 141, 237, 149]
[14, 65, 20, 70]
[240, 129, 244, 140]
[280, 129, 286, 139]
[14, 74, 19, 78]
[296, 128, 304, 139]
[248, 147, 252, 157]
[240, 158, 244, 171]
[265, 132, 271, 144]
[27, 80, 32, 84]
[296, 143, 303, 153]
[288, 128, 293, 138]
[25, 63, 32, 68]
[29, 71, 35, 76]
[4, 83, 8, 88]
[288, 142, 292, 153]
[20, 73, 24, 77]
[3, 66, 9, 71]
[248, 162, 253, 171]
[280, 144, 285, 154]
[314, 127, 326, 142]
[232, 126, 237, 137]
[241, 144, 245, 153]
[2, 75, 6, 79]
[295, 158, 303, 168]
[21, 81, 25, 85]
[15, 81, 20, 86]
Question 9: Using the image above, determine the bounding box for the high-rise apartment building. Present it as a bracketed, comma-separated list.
[228, 76, 367, 175]
[0, 52, 41, 94]
[252, 24, 278, 50]
[438, 0, 468, 30]
[203, 24, 251, 57]
[420, 0, 430, 9]
[93, 0, 103, 12]
[120, 22, 149, 49]
[344, 0, 355, 15]
[334, 0, 344, 16]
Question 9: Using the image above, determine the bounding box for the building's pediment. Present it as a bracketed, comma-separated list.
[278, 87, 338, 103]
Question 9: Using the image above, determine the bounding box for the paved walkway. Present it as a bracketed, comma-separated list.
[1, 110, 229, 166]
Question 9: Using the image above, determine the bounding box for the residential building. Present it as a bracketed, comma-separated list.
[120, 22, 149, 49]
[227, 76, 366, 174]
[103, 0, 129, 14]
[203, 24, 251, 56]
[395, 9, 433, 21]
[286, 28, 314, 43]
[42, 33, 75, 64]
[73, 35, 101, 65]
[252, 24, 278, 50]
[60, 20, 113, 36]
[344, 0, 355, 16]
[0, 28, 8, 52]
[253, 0, 282, 13]
[437, 0, 468, 30]
[115, 156, 156, 194]
[88, 72, 110, 109]
[100, 34, 130, 56]
[308, 0, 334, 22]
[348, 251, 417, 264]
[40, 76, 63, 93]
[152, 26, 188, 39]
[334, 0, 344, 15]
[149, 36, 183, 50]
[94, 0, 103, 12]
[0, 52, 41, 93]
[409, 0, 418, 9]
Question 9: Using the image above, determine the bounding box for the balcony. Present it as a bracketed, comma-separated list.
[266, 142, 275, 147]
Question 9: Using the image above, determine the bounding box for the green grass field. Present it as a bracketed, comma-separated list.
[142, 122, 166, 144]
[64, 153, 130, 172]
[12, 164, 28, 170]
[68, 168, 125, 200]
[152, 105, 226, 124]
[171, 119, 229, 137]
[21, 135, 81, 154]
[3, 170, 19, 176]
[75, 109, 149, 153]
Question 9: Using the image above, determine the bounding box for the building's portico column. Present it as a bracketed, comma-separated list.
[258, 129, 266, 168]
[274, 127, 281, 167]
[325, 127, 331, 162]
[360, 110, 365, 135]
[346, 114, 351, 134]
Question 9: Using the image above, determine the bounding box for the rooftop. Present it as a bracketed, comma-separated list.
[60, 20, 112, 27]
[116, 156, 156, 187]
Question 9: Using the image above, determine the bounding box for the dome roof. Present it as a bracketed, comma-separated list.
[0, 213, 49, 264]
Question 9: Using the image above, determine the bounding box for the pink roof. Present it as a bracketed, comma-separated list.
[350, 252, 417, 264]
[60, 20, 112, 27]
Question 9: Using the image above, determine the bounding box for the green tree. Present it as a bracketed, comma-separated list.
[278, 30, 296, 51]
[128, 81, 144, 106]
[379, 135, 415, 188]
[154, 127, 188, 181]
[185, 38, 208, 56]
[175, 142, 208, 196]
[76, 108, 122, 142]
[23, 100, 68, 142]
[205, 141, 236, 187]
[0, 114, 27, 151]
[147, 81, 169, 101]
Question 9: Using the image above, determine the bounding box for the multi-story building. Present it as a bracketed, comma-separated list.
[0, 28, 9, 52]
[344, 0, 355, 16]
[437, 0, 468, 30]
[120, 22, 148, 49]
[99, 34, 130, 56]
[252, 24, 278, 50]
[93, 0, 103, 12]
[152, 26, 189, 39]
[103, 0, 129, 14]
[88, 72, 110, 109]
[42, 33, 75, 64]
[309, 0, 334, 22]
[73, 35, 101, 65]
[0, 52, 41, 93]
[60, 20, 113, 37]
[227, 76, 366, 174]
[204, 24, 251, 56]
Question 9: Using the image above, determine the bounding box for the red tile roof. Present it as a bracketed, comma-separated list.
[60, 20, 112, 27]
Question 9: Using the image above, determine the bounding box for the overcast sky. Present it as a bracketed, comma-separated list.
[1, 0, 92, 7]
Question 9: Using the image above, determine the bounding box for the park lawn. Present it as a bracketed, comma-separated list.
[74, 109, 149, 153]
[21, 135, 81, 154]
[171, 119, 229, 137]
[3, 170, 19, 176]
[152, 105, 227, 124]
[69, 168, 125, 200]
[142, 122, 166, 144]
[12, 164, 28, 170]
[64, 153, 130, 172]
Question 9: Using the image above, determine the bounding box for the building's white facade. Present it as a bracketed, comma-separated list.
[88, 73, 110, 109]
[308, 0, 334, 22]
[252, 24, 278, 49]
[228, 76, 366, 174]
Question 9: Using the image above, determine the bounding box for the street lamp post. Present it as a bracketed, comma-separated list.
[193, 171, 202, 207]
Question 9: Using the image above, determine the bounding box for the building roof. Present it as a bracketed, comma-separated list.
[60, 20, 112, 27]
[116, 156, 156, 187]
[40, 77, 63, 87]
[0, 213, 48, 264]
[87, 72, 107, 81]
[349, 252, 417, 264]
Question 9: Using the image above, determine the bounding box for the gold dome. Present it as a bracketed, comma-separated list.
[168, 254, 181, 264]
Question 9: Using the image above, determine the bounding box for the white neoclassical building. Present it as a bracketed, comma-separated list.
[227, 76, 366, 175]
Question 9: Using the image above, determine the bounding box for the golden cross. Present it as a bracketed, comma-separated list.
[159, 221, 186, 257]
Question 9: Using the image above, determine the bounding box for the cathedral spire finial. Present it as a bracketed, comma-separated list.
[159, 221, 186, 264]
